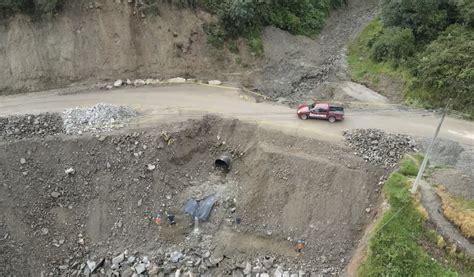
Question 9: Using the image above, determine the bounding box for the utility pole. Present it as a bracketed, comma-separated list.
[410, 99, 451, 194]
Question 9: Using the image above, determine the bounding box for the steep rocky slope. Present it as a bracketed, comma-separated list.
[0, 1, 256, 94]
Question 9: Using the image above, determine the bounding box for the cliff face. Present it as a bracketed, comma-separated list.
[0, 1, 250, 94]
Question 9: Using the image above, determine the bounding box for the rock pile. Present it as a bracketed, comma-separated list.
[343, 128, 417, 168]
[0, 113, 63, 140]
[59, 247, 309, 277]
[62, 103, 137, 134]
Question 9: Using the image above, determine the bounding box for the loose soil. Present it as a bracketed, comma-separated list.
[0, 116, 384, 276]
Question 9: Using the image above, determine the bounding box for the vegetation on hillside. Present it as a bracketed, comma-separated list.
[202, 0, 346, 37]
[2, 0, 346, 57]
[201, 0, 346, 55]
[348, 0, 473, 117]
[0, 0, 64, 18]
[359, 156, 474, 276]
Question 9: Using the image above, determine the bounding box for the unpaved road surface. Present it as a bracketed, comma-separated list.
[1, 84, 473, 147]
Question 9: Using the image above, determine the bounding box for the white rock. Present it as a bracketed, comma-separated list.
[274, 266, 284, 277]
[147, 164, 156, 171]
[145, 79, 154, 85]
[87, 261, 96, 271]
[128, 256, 136, 264]
[51, 191, 61, 198]
[243, 262, 251, 275]
[20, 158, 26, 164]
[106, 85, 114, 90]
[65, 167, 75, 175]
[113, 79, 123, 87]
[208, 80, 222, 85]
[167, 77, 186, 83]
[126, 79, 132, 85]
[112, 253, 125, 265]
[170, 251, 183, 263]
[134, 263, 146, 274]
[134, 79, 146, 86]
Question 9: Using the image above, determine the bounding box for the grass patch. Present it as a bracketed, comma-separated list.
[358, 157, 459, 276]
[399, 156, 419, 176]
[436, 185, 474, 239]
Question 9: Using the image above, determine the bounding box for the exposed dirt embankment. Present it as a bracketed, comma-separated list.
[0, 116, 384, 276]
[0, 1, 254, 94]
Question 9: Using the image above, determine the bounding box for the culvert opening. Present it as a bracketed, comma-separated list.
[0, 115, 384, 276]
[214, 154, 232, 172]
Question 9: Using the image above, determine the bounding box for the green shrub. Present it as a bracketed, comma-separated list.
[203, 22, 225, 48]
[399, 157, 419, 176]
[456, 0, 474, 26]
[413, 24, 474, 115]
[227, 40, 239, 54]
[381, 0, 450, 42]
[246, 30, 263, 57]
[218, 0, 260, 38]
[266, 0, 329, 37]
[370, 27, 416, 65]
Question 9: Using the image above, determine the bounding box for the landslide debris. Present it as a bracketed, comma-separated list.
[343, 128, 418, 168]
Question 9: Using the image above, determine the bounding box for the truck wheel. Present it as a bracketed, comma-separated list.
[328, 116, 336, 123]
[300, 114, 308, 120]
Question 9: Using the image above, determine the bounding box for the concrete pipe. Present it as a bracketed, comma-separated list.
[215, 155, 232, 172]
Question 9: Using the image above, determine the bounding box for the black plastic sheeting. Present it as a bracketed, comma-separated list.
[184, 194, 217, 221]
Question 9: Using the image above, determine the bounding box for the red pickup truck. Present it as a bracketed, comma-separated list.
[296, 102, 344, 123]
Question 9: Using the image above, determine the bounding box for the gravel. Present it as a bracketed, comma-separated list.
[0, 113, 63, 140]
[343, 128, 418, 168]
[417, 137, 465, 167]
[62, 103, 137, 134]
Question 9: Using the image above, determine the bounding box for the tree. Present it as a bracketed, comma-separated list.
[382, 0, 450, 42]
[414, 24, 473, 112]
[370, 27, 416, 65]
[455, 0, 474, 26]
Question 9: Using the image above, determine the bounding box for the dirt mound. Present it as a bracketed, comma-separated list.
[0, 116, 383, 276]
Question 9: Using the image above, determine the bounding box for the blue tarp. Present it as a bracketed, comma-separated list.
[184, 194, 217, 221]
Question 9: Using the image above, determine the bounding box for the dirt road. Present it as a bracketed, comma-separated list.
[1, 83, 473, 147]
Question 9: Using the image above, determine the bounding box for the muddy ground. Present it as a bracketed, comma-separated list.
[0, 116, 384, 276]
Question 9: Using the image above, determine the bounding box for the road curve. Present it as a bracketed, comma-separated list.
[1, 84, 473, 148]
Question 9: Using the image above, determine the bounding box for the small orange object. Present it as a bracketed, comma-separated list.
[154, 211, 162, 224]
[296, 239, 305, 252]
